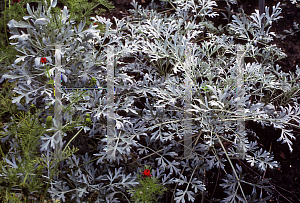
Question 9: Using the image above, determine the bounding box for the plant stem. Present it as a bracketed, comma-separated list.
[0, 55, 8, 63]
[63, 126, 84, 152]
[62, 90, 88, 113]
[216, 134, 247, 202]
[0, 145, 5, 159]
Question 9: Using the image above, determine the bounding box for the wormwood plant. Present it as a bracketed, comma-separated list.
[0, 0, 110, 79]
[1, 0, 139, 202]
[0, 0, 41, 76]
[2, 0, 300, 202]
[89, 0, 300, 202]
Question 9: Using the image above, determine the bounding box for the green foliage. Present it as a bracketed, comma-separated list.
[60, 89, 91, 114]
[1, 191, 24, 203]
[201, 85, 210, 92]
[0, 108, 48, 202]
[0, 82, 80, 202]
[0, 80, 20, 120]
[0, 48, 19, 76]
[61, 0, 114, 29]
[85, 117, 92, 127]
[29, 104, 36, 115]
[45, 116, 53, 129]
[128, 165, 167, 203]
[89, 76, 97, 87]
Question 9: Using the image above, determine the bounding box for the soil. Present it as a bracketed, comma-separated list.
[1, 0, 300, 202]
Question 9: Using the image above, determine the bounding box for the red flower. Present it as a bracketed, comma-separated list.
[94, 23, 97, 25]
[142, 169, 152, 178]
[40, 57, 47, 64]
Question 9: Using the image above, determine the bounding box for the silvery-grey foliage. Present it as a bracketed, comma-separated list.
[275, 21, 300, 40]
[290, 0, 300, 5]
[1, 0, 300, 202]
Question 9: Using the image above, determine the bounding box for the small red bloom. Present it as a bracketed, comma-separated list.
[40, 57, 47, 64]
[94, 23, 97, 25]
[142, 169, 152, 178]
